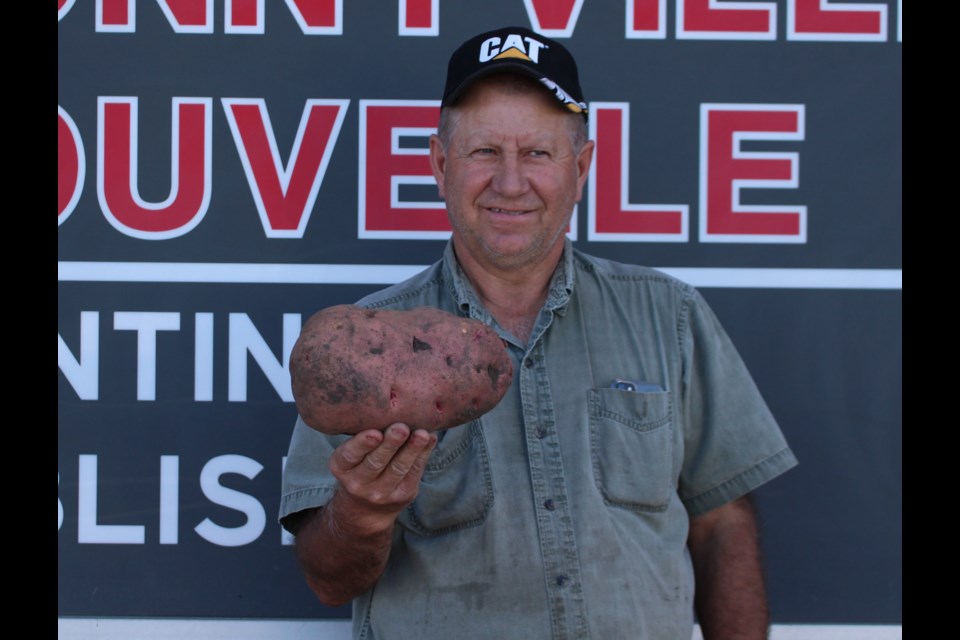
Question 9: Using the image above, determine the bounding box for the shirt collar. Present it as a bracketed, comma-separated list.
[442, 239, 575, 320]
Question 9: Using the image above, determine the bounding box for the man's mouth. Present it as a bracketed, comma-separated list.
[486, 207, 530, 216]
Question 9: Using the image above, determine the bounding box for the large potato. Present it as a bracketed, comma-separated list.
[290, 304, 513, 435]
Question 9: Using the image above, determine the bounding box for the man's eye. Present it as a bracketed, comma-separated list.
[473, 148, 495, 156]
[528, 150, 549, 158]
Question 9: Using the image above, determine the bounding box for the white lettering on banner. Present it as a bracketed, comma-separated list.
[58, 0, 900, 40]
[78, 454, 147, 543]
[195, 312, 214, 401]
[114, 311, 181, 401]
[59, 311, 100, 401]
[160, 455, 180, 544]
[58, 312, 300, 402]
[699, 104, 806, 243]
[228, 313, 300, 402]
[64, 454, 273, 547]
[195, 455, 267, 547]
[97, 97, 213, 240]
[222, 99, 349, 238]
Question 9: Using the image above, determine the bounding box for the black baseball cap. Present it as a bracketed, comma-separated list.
[441, 26, 588, 118]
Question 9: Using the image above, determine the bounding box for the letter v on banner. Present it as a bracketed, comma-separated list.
[523, 0, 584, 37]
[700, 104, 806, 243]
[222, 99, 349, 238]
[588, 103, 688, 242]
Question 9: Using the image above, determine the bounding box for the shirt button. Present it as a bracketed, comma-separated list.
[524, 357, 535, 368]
[544, 499, 555, 511]
[556, 575, 569, 587]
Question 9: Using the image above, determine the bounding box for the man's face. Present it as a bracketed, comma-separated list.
[429, 77, 594, 276]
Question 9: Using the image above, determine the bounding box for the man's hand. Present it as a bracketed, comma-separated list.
[294, 423, 437, 607]
[687, 495, 770, 640]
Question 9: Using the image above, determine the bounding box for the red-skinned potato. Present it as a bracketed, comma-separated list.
[290, 305, 513, 435]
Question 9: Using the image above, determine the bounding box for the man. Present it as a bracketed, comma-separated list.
[280, 26, 797, 640]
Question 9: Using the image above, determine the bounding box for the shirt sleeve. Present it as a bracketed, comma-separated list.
[278, 415, 347, 533]
[677, 289, 798, 517]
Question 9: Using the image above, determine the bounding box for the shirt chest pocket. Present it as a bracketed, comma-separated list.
[397, 420, 494, 536]
[588, 387, 675, 513]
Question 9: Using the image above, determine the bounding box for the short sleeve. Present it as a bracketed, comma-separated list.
[278, 415, 347, 533]
[677, 289, 798, 516]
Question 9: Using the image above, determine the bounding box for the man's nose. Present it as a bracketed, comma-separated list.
[491, 153, 528, 196]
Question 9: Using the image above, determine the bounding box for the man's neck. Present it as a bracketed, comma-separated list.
[453, 243, 563, 345]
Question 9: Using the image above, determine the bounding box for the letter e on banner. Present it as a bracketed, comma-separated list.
[359, 101, 449, 239]
[59, 106, 85, 224]
[787, 0, 888, 41]
[700, 104, 806, 243]
[678, 0, 777, 40]
[588, 103, 688, 242]
[223, 99, 349, 238]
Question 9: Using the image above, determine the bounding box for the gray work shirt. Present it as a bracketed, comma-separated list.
[280, 240, 798, 640]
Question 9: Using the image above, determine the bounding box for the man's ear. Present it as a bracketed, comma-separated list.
[429, 134, 447, 200]
[574, 139, 595, 202]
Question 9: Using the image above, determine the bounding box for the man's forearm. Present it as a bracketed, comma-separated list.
[688, 496, 770, 640]
[294, 489, 397, 607]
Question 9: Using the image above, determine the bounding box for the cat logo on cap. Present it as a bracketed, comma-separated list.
[478, 33, 548, 64]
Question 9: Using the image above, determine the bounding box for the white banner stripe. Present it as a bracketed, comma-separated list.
[57, 262, 902, 290]
[57, 619, 903, 640]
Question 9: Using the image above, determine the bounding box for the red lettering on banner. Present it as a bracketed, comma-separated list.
[678, 0, 776, 39]
[787, 0, 887, 41]
[359, 101, 447, 239]
[97, 0, 213, 33]
[524, 0, 584, 37]
[400, 0, 438, 36]
[628, 0, 666, 38]
[97, 0, 132, 30]
[97, 97, 212, 239]
[222, 99, 349, 238]
[287, 0, 341, 34]
[225, 0, 262, 33]
[59, 0, 76, 20]
[587, 103, 687, 241]
[59, 106, 86, 224]
[700, 104, 805, 243]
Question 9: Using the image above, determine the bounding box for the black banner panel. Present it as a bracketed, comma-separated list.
[59, 1, 901, 636]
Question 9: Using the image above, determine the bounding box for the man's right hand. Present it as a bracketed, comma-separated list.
[328, 423, 439, 534]
[294, 423, 437, 607]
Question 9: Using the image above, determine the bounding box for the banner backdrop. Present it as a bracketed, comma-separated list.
[58, 0, 901, 631]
